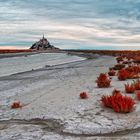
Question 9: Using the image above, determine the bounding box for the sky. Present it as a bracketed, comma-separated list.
[0, 0, 140, 50]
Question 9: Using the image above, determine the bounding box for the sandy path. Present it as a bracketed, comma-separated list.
[0, 56, 140, 139]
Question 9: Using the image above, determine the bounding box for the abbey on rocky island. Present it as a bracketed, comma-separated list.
[30, 35, 59, 51]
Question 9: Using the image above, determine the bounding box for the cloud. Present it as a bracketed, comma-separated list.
[0, 0, 140, 50]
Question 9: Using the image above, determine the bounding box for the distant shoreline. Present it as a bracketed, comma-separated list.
[0, 49, 140, 59]
[64, 49, 140, 56]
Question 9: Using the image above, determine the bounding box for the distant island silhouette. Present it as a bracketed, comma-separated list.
[30, 35, 59, 51]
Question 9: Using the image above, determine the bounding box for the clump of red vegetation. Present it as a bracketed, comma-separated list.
[101, 95, 113, 108]
[133, 56, 140, 64]
[108, 70, 116, 76]
[11, 101, 22, 109]
[116, 56, 123, 63]
[133, 80, 140, 90]
[125, 65, 140, 75]
[125, 83, 135, 93]
[79, 92, 88, 99]
[122, 61, 132, 65]
[113, 64, 125, 70]
[118, 69, 129, 81]
[128, 73, 139, 79]
[109, 67, 114, 71]
[101, 91, 135, 113]
[122, 65, 140, 79]
[96, 73, 111, 88]
[112, 89, 121, 95]
[136, 91, 140, 100]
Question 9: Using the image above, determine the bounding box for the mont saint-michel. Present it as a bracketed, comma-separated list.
[30, 35, 59, 51]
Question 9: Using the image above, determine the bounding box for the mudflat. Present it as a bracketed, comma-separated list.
[0, 55, 140, 140]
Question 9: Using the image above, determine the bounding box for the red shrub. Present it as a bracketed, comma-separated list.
[79, 92, 88, 99]
[109, 67, 114, 71]
[101, 92, 134, 113]
[108, 70, 116, 76]
[125, 65, 140, 75]
[128, 73, 139, 79]
[125, 83, 135, 93]
[133, 56, 140, 63]
[11, 101, 22, 109]
[112, 96, 134, 113]
[96, 73, 111, 88]
[101, 95, 112, 108]
[114, 64, 125, 70]
[118, 69, 129, 81]
[136, 91, 140, 100]
[116, 56, 123, 63]
[126, 56, 132, 61]
[122, 61, 131, 65]
[133, 80, 140, 90]
[112, 89, 121, 95]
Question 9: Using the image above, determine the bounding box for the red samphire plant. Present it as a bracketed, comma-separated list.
[11, 101, 22, 109]
[112, 89, 121, 95]
[122, 61, 131, 65]
[125, 65, 140, 75]
[79, 92, 88, 99]
[101, 92, 134, 113]
[96, 73, 111, 88]
[116, 56, 123, 63]
[108, 70, 116, 76]
[133, 80, 140, 90]
[118, 69, 129, 81]
[125, 83, 135, 93]
[133, 56, 140, 64]
[113, 64, 125, 70]
[136, 91, 140, 100]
